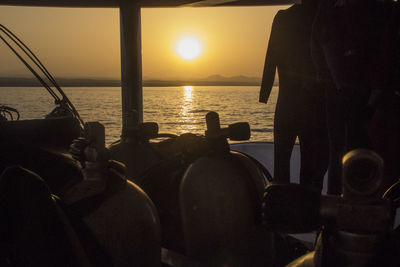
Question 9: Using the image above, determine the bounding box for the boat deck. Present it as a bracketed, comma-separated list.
[231, 142, 328, 194]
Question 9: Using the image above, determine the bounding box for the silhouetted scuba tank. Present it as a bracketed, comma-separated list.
[179, 112, 272, 266]
[264, 149, 398, 267]
[65, 122, 161, 267]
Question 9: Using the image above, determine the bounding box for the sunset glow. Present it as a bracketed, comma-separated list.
[176, 37, 202, 60]
[0, 6, 287, 79]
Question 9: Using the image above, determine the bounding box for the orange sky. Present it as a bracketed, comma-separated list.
[0, 5, 287, 80]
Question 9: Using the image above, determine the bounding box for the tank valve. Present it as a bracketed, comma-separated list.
[342, 149, 384, 198]
[64, 122, 109, 204]
[205, 111, 250, 141]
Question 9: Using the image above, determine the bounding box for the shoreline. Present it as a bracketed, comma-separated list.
[0, 77, 279, 87]
[0, 81, 263, 87]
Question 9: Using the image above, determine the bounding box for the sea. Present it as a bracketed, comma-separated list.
[0, 86, 278, 144]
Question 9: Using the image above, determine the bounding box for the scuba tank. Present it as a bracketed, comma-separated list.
[179, 112, 272, 266]
[263, 149, 398, 267]
[64, 122, 161, 267]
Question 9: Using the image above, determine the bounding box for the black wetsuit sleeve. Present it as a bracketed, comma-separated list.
[259, 12, 280, 103]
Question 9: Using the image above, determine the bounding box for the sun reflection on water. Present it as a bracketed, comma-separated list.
[184, 86, 193, 99]
[180, 85, 197, 133]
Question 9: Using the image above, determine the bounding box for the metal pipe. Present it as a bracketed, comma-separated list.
[119, 0, 143, 128]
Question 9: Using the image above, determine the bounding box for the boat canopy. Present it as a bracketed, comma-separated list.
[0, 0, 295, 8]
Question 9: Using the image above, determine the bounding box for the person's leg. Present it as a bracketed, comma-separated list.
[299, 95, 329, 191]
[298, 132, 314, 187]
[326, 88, 346, 195]
[345, 86, 372, 151]
[273, 111, 297, 183]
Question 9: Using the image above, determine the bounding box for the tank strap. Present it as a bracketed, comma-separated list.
[67, 162, 126, 218]
[55, 197, 114, 267]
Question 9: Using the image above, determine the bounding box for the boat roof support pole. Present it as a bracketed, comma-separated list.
[119, 0, 143, 128]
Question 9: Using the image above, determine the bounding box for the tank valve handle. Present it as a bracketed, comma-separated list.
[205, 111, 250, 141]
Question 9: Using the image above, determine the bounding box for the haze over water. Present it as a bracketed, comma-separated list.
[0, 86, 278, 144]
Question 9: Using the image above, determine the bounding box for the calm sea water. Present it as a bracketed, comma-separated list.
[0, 86, 278, 144]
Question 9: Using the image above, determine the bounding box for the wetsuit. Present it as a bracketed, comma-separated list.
[312, 0, 391, 194]
[369, 2, 400, 194]
[260, 4, 328, 190]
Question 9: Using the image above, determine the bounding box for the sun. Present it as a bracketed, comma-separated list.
[176, 37, 202, 61]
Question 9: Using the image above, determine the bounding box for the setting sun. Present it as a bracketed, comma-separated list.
[176, 37, 202, 61]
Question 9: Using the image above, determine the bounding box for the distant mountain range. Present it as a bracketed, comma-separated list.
[0, 75, 275, 87]
[144, 75, 263, 86]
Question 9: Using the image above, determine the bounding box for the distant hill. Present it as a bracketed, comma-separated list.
[201, 75, 261, 84]
[0, 75, 279, 87]
[144, 75, 265, 86]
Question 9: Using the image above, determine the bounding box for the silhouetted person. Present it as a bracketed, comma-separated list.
[369, 2, 400, 194]
[259, 0, 328, 190]
[312, 0, 392, 194]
